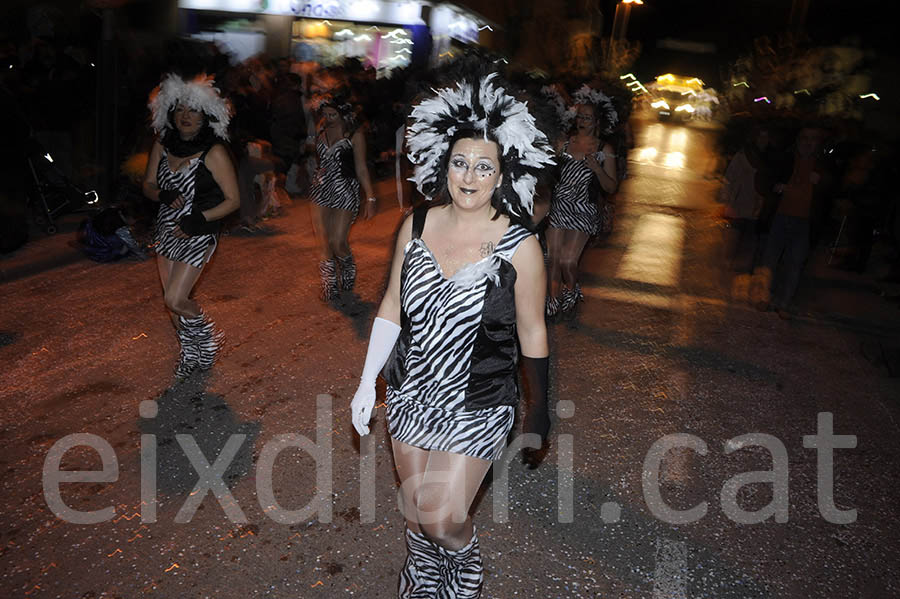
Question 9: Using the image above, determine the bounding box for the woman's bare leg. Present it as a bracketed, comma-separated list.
[330, 209, 356, 291]
[545, 226, 565, 299]
[391, 439, 429, 535]
[416, 451, 492, 550]
[157, 254, 178, 328]
[558, 229, 589, 290]
[163, 245, 214, 317]
[330, 208, 354, 258]
[310, 203, 335, 260]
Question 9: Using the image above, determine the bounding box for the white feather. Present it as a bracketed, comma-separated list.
[450, 255, 502, 289]
[405, 73, 556, 216]
[148, 74, 232, 140]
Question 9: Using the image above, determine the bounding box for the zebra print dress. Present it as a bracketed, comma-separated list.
[154, 150, 217, 267]
[310, 137, 361, 214]
[386, 217, 533, 461]
[547, 148, 605, 235]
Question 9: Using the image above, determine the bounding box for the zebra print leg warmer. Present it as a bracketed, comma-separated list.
[545, 295, 561, 318]
[434, 528, 483, 598]
[336, 252, 357, 292]
[559, 286, 578, 313]
[193, 311, 224, 371]
[398, 528, 441, 598]
[174, 315, 201, 379]
[318, 259, 339, 301]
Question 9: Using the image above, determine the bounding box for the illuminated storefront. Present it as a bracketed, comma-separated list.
[178, 1, 490, 72]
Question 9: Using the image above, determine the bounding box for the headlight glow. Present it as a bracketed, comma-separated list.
[675, 104, 695, 113]
[651, 99, 670, 110]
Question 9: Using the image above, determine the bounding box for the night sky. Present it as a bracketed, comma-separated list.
[607, 0, 892, 88]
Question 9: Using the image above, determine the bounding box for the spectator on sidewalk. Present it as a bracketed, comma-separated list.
[753, 125, 829, 317]
[832, 142, 885, 273]
[269, 72, 307, 174]
[719, 124, 772, 273]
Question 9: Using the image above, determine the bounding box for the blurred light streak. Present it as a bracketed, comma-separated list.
[668, 129, 687, 151]
[634, 147, 658, 163]
[615, 213, 685, 288]
[663, 152, 686, 169]
[753, 96, 770, 104]
[859, 93, 880, 100]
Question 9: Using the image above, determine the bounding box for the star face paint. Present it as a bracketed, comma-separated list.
[447, 138, 502, 212]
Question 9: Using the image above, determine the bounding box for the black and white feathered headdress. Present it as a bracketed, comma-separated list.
[406, 73, 556, 218]
[149, 73, 232, 140]
[568, 84, 618, 135]
[310, 92, 356, 128]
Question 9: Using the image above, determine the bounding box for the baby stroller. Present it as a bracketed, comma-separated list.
[25, 137, 99, 234]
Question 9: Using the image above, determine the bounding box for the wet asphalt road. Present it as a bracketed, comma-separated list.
[1, 118, 899, 598]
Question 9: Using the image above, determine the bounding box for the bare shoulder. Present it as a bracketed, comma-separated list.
[398, 211, 414, 238]
[205, 143, 231, 162]
[511, 233, 543, 270]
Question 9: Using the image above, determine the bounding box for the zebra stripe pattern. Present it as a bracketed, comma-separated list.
[547, 153, 601, 235]
[154, 151, 217, 268]
[336, 252, 356, 291]
[174, 315, 201, 379]
[386, 225, 532, 461]
[310, 139, 361, 214]
[399, 528, 483, 598]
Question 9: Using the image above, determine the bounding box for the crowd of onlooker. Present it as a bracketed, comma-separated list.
[3, 32, 898, 323]
[716, 114, 899, 316]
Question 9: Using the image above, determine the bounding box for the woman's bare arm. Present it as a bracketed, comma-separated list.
[200, 144, 240, 221]
[376, 214, 413, 326]
[512, 235, 549, 358]
[142, 140, 164, 201]
[352, 129, 376, 200]
[587, 141, 618, 195]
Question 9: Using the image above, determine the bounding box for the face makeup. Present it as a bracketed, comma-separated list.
[574, 104, 596, 134]
[447, 138, 502, 211]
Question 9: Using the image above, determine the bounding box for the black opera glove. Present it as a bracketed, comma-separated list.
[158, 189, 179, 207]
[521, 355, 550, 469]
[178, 209, 208, 236]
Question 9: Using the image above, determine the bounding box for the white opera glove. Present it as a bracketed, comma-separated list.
[351, 317, 401, 436]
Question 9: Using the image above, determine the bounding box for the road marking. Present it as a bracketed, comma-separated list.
[653, 537, 688, 599]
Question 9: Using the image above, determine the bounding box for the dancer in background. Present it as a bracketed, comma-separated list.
[350, 72, 555, 597]
[309, 92, 376, 300]
[143, 74, 239, 380]
[545, 85, 618, 317]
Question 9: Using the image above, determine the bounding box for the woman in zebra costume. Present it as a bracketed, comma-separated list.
[350, 73, 555, 598]
[545, 84, 619, 317]
[309, 92, 376, 300]
[142, 74, 239, 380]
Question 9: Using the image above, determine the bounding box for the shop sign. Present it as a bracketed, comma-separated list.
[179, 0, 424, 25]
[429, 5, 479, 44]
